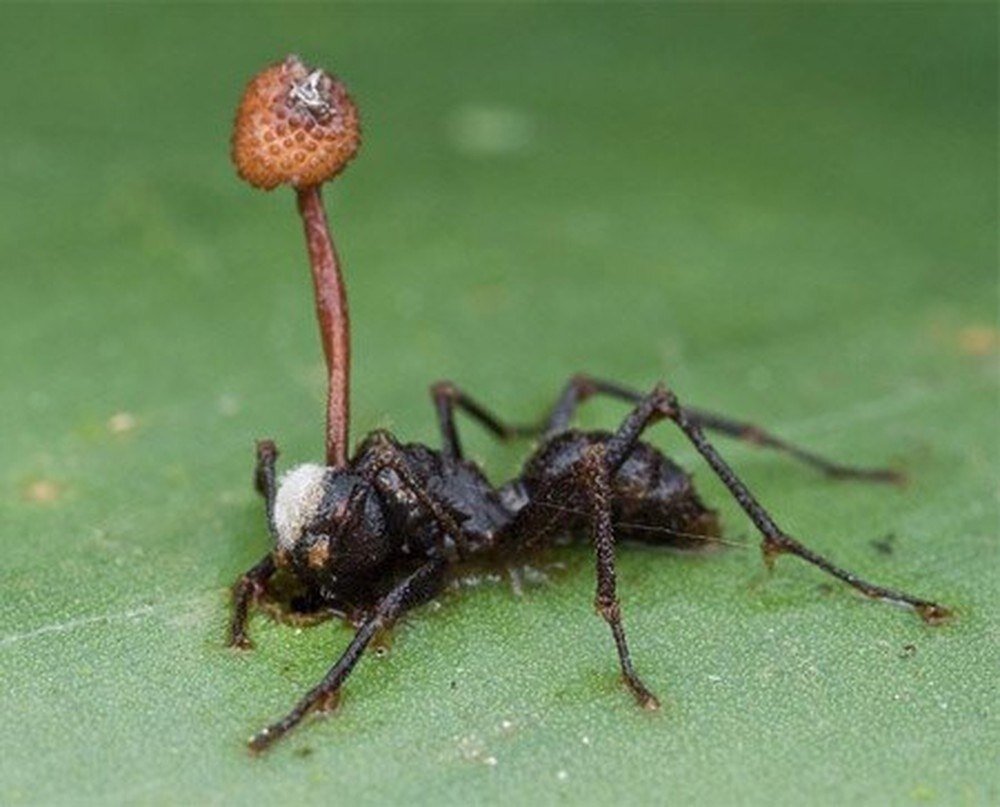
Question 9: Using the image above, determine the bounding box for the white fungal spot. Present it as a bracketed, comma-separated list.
[457, 734, 496, 766]
[273, 464, 328, 551]
[556, 770, 569, 782]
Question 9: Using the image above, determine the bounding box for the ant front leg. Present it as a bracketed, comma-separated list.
[363, 431, 473, 560]
[248, 558, 446, 752]
[544, 374, 900, 483]
[430, 381, 538, 460]
[229, 440, 281, 648]
[229, 554, 275, 649]
[612, 385, 950, 623]
[578, 445, 660, 710]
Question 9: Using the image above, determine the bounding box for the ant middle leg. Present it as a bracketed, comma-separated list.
[579, 445, 660, 709]
[543, 374, 901, 483]
[604, 385, 950, 623]
[430, 381, 538, 460]
[511, 441, 661, 708]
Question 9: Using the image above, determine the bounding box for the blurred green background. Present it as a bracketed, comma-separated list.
[0, 4, 996, 806]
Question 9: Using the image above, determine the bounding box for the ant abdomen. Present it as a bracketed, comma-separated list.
[521, 429, 720, 549]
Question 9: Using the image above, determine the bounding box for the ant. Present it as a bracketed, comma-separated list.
[230, 375, 949, 752]
[227, 56, 949, 753]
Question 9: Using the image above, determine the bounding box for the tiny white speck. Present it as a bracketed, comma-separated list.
[484, 756, 497, 767]
[217, 394, 241, 417]
[557, 770, 569, 782]
[507, 567, 524, 598]
[500, 719, 514, 732]
[108, 412, 137, 434]
[581, 736, 591, 746]
[707, 674, 723, 683]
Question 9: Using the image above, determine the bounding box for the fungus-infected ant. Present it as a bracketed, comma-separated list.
[228, 56, 951, 753]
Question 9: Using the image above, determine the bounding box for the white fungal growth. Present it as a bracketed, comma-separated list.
[273, 463, 328, 551]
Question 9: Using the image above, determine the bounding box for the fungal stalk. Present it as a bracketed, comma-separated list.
[231, 55, 361, 466]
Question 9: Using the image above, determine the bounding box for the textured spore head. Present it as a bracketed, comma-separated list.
[231, 54, 361, 190]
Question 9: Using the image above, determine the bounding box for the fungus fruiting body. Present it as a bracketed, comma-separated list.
[232, 54, 360, 466]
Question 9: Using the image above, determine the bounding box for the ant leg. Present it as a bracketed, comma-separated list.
[430, 381, 538, 459]
[248, 558, 446, 752]
[543, 374, 899, 483]
[579, 445, 660, 709]
[679, 406, 901, 483]
[429, 374, 896, 481]
[362, 432, 474, 560]
[229, 554, 276, 649]
[609, 385, 950, 623]
[229, 440, 282, 649]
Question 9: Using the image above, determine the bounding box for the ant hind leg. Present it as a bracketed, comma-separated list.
[569, 445, 660, 708]
[543, 374, 900, 482]
[604, 384, 950, 623]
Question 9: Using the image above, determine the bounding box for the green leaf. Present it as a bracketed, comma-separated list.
[1, 5, 995, 805]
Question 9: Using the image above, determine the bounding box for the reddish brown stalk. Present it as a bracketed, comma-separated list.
[232, 55, 360, 466]
[297, 186, 350, 467]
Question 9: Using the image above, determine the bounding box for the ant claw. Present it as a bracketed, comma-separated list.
[640, 693, 661, 711]
[248, 728, 272, 754]
[915, 602, 953, 625]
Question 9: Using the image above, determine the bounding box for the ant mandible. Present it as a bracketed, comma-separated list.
[228, 56, 950, 753]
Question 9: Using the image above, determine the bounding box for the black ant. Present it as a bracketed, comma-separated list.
[227, 56, 950, 753]
[230, 375, 950, 752]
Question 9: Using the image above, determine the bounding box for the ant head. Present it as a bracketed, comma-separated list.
[271, 465, 393, 581]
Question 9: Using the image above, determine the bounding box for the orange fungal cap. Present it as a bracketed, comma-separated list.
[231, 55, 361, 191]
